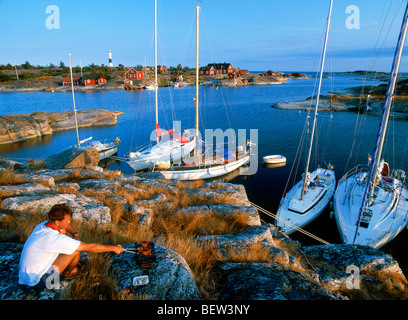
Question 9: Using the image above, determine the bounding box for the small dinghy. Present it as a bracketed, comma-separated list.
[263, 155, 286, 164]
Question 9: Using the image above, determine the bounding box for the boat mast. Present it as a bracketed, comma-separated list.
[354, 2, 408, 243]
[193, 5, 200, 157]
[69, 51, 81, 147]
[301, 0, 333, 200]
[195, 6, 200, 139]
[154, 0, 159, 144]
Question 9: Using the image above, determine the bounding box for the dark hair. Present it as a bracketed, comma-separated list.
[48, 203, 73, 222]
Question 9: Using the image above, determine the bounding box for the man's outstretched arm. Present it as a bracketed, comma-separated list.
[77, 242, 124, 254]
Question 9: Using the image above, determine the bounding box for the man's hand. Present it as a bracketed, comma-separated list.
[113, 245, 125, 255]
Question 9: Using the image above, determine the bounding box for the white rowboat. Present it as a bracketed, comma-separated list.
[263, 155, 286, 164]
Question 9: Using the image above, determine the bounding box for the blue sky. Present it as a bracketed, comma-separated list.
[0, 0, 407, 72]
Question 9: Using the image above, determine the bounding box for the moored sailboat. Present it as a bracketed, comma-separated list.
[155, 5, 250, 181]
[333, 2, 408, 249]
[275, 0, 335, 235]
[68, 51, 119, 161]
[126, 0, 195, 172]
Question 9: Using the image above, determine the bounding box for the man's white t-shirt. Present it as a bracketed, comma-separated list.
[19, 221, 81, 286]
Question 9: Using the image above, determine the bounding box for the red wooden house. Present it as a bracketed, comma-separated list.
[125, 67, 144, 80]
[83, 76, 106, 86]
[62, 77, 81, 86]
[199, 66, 215, 76]
[210, 63, 233, 74]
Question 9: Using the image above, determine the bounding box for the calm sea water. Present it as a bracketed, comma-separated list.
[2, 73, 408, 273]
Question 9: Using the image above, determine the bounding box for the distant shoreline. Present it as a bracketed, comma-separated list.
[3, 69, 406, 94]
[0, 64, 315, 93]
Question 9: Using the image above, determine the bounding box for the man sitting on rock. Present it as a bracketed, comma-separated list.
[18, 203, 124, 290]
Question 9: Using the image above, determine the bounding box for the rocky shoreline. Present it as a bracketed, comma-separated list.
[0, 151, 407, 300]
[0, 109, 124, 145]
[271, 78, 408, 119]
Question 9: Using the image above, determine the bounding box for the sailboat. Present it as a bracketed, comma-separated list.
[68, 51, 119, 161]
[275, 0, 336, 235]
[156, 6, 250, 181]
[333, 2, 408, 249]
[126, 0, 196, 172]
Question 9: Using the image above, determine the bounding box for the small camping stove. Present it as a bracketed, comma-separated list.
[133, 241, 156, 268]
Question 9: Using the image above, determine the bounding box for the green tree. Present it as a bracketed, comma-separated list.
[21, 61, 31, 69]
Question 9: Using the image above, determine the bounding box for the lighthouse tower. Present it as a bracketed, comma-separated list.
[108, 50, 113, 67]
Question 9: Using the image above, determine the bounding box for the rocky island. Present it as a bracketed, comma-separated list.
[0, 109, 124, 145]
[0, 149, 407, 301]
[271, 76, 408, 119]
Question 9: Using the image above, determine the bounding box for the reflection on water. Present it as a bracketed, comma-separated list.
[263, 162, 286, 169]
[0, 135, 52, 154]
[98, 155, 120, 169]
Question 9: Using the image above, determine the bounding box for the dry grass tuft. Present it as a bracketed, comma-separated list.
[0, 168, 28, 186]
[219, 242, 276, 264]
[27, 158, 45, 170]
[104, 197, 128, 226]
[60, 169, 104, 182]
[64, 169, 82, 182]
[152, 206, 249, 239]
[0, 212, 45, 242]
[111, 219, 154, 245]
[173, 188, 222, 208]
[358, 269, 408, 300]
[66, 253, 140, 300]
[177, 180, 204, 189]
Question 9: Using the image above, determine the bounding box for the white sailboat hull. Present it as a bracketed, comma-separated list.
[275, 168, 336, 235]
[160, 155, 250, 180]
[96, 143, 118, 161]
[90, 140, 119, 161]
[334, 168, 408, 248]
[68, 139, 118, 161]
[127, 139, 196, 172]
